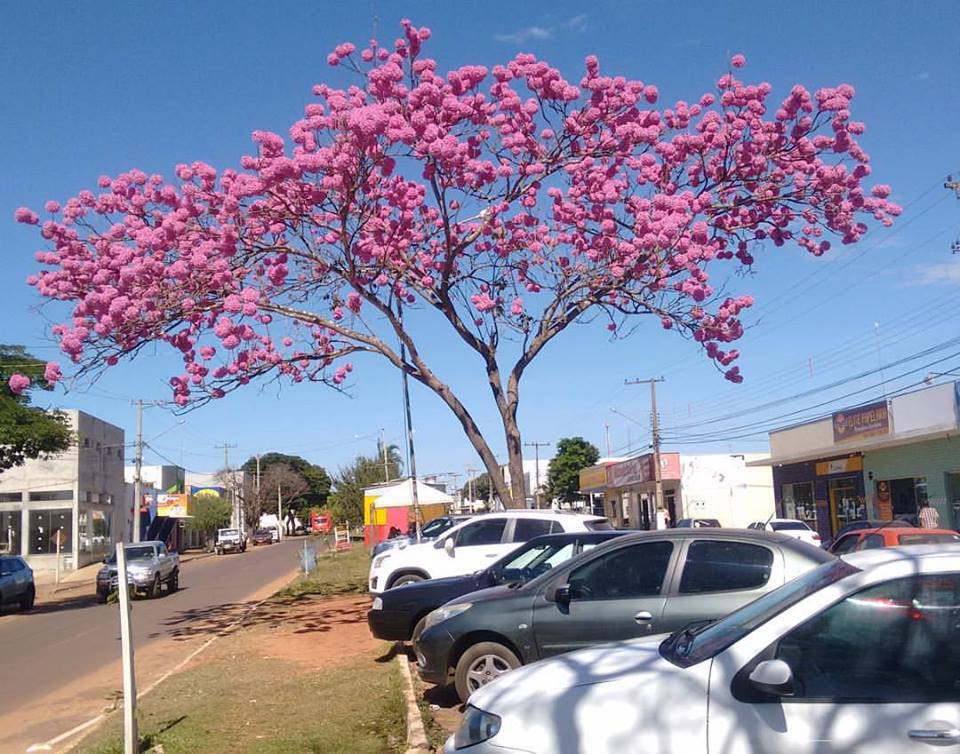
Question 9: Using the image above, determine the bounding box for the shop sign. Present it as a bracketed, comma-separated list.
[606, 453, 682, 488]
[157, 493, 191, 518]
[815, 456, 863, 476]
[832, 400, 890, 443]
[190, 485, 226, 499]
[579, 465, 608, 492]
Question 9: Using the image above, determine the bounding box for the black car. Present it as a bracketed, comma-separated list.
[368, 531, 626, 642]
[414, 528, 834, 702]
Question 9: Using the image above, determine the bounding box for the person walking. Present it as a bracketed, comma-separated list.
[918, 501, 940, 529]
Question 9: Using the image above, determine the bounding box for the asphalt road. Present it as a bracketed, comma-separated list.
[0, 538, 304, 752]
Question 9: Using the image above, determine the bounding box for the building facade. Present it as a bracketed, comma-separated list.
[757, 381, 960, 539]
[0, 410, 125, 570]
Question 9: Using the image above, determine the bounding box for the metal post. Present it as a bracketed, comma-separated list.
[277, 483, 283, 541]
[604, 421, 611, 457]
[55, 528, 61, 587]
[133, 400, 143, 544]
[397, 302, 422, 541]
[115, 542, 138, 754]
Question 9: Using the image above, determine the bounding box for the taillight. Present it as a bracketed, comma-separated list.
[812, 533, 821, 541]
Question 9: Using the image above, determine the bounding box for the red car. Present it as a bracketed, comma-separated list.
[828, 526, 960, 554]
[251, 528, 274, 546]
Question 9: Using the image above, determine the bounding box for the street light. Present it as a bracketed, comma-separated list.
[924, 371, 960, 385]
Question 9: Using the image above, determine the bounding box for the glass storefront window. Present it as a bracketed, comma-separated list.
[0, 511, 20, 555]
[78, 509, 111, 557]
[829, 477, 864, 533]
[783, 482, 816, 526]
[915, 477, 928, 507]
[30, 509, 72, 554]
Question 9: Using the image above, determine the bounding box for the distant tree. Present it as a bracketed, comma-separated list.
[328, 444, 403, 524]
[0, 345, 73, 472]
[257, 462, 310, 527]
[187, 494, 232, 546]
[461, 472, 493, 503]
[240, 452, 332, 515]
[546, 437, 600, 503]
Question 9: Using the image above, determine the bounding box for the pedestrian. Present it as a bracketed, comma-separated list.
[918, 501, 940, 529]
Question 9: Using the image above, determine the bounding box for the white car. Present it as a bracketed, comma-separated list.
[368, 511, 611, 593]
[749, 518, 821, 546]
[447, 545, 960, 753]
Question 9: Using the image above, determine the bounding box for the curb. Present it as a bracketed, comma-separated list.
[397, 652, 431, 752]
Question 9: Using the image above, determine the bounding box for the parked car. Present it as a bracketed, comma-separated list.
[369, 511, 612, 594]
[251, 528, 275, 546]
[446, 545, 960, 753]
[416, 528, 832, 702]
[0, 555, 35, 611]
[215, 527, 247, 554]
[675, 518, 721, 528]
[96, 541, 179, 602]
[828, 525, 960, 554]
[747, 518, 820, 546]
[820, 518, 913, 548]
[371, 515, 472, 557]
[368, 531, 628, 642]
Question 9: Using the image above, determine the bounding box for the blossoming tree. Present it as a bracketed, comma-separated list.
[17, 22, 900, 507]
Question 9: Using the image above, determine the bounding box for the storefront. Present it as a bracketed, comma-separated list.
[755, 381, 960, 537]
[601, 453, 682, 529]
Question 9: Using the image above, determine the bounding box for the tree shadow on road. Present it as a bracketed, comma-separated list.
[149, 592, 369, 641]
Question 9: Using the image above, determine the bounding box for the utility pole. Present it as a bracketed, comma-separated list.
[277, 483, 283, 541]
[397, 302, 422, 541]
[465, 467, 479, 506]
[380, 428, 389, 482]
[625, 378, 665, 522]
[216, 442, 239, 530]
[132, 400, 143, 544]
[947, 175, 960, 254]
[604, 421, 611, 457]
[523, 441, 551, 509]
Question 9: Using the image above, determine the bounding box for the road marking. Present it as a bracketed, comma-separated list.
[27, 561, 302, 753]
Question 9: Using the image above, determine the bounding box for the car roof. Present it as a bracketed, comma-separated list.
[524, 531, 627, 545]
[609, 527, 834, 561]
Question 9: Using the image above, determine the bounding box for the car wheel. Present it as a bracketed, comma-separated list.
[454, 642, 521, 703]
[19, 585, 35, 611]
[411, 616, 428, 645]
[148, 574, 161, 599]
[167, 570, 179, 593]
[391, 574, 425, 588]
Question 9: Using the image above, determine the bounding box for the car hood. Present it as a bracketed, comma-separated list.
[468, 636, 710, 753]
[451, 583, 516, 605]
[380, 572, 488, 606]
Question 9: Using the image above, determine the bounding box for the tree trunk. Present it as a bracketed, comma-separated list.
[501, 409, 526, 509]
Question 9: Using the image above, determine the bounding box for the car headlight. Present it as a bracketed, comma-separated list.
[373, 554, 390, 569]
[454, 705, 502, 749]
[423, 602, 472, 631]
[371, 597, 383, 611]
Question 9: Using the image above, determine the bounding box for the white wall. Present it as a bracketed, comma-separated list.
[679, 453, 775, 527]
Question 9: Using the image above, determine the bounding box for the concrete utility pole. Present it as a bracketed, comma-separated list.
[604, 421, 612, 457]
[132, 400, 143, 544]
[523, 441, 551, 509]
[397, 302, 422, 541]
[947, 175, 960, 254]
[380, 428, 390, 482]
[216, 442, 239, 529]
[277, 483, 283, 541]
[115, 542, 138, 754]
[625, 378, 665, 517]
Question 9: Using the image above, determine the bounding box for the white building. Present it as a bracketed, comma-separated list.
[500, 457, 553, 508]
[0, 410, 126, 570]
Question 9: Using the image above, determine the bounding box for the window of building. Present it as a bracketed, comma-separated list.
[679, 541, 774, 594]
[782, 482, 816, 526]
[29, 509, 72, 555]
[775, 574, 960, 702]
[0, 511, 21, 555]
[29, 490, 73, 502]
[78, 509, 111, 557]
[0, 492, 22, 503]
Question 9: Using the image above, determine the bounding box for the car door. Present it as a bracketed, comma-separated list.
[659, 539, 779, 635]
[709, 572, 960, 753]
[434, 517, 509, 577]
[531, 540, 677, 658]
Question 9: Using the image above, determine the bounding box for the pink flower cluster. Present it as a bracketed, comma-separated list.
[18, 21, 900, 404]
[8, 373, 30, 395]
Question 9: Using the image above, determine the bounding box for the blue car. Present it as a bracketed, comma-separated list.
[0, 555, 35, 611]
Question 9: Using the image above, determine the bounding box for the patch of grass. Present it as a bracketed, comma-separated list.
[78, 646, 405, 754]
[279, 545, 371, 600]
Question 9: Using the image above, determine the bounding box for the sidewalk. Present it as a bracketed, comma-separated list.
[32, 549, 214, 603]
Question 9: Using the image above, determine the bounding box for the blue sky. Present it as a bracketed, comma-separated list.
[2, 1, 958, 484]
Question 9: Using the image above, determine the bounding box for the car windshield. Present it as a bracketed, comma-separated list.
[421, 518, 453, 538]
[255, 529, 270, 535]
[584, 519, 613, 531]
[106, 545, 155, 564]
[494, 541, 573, 583]
[219, 529, 239, 537]
[771, 521, 809, 531]
[660, 558, 860, 668]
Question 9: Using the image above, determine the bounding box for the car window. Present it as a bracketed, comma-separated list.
[771, 521, 809, 532]
[831, 534, 860, 555]
[158, 543, 168, 555]
[0, 557, 21, 573]
[775, 573, 960, 702]
[568, 541, 674, 600]
[513, 518, 555, 542]
[898, 533, 960, 546]
[455, 518, 507, 547]
[860, 534, 885, 549]
[679, 541, 773, 594]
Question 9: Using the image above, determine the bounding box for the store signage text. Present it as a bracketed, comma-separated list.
[832, 401, 889, 443]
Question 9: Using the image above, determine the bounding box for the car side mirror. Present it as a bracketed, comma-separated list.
[548, 584, 571, 604]
[748, 659, 796, 697]
[444, 538, 455, 555]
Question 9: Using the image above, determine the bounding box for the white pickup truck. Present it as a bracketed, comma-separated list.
[95, 541, 180, 602]
[215, 527, 247, 555]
